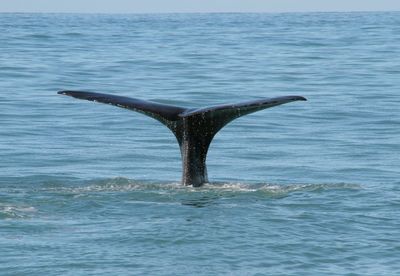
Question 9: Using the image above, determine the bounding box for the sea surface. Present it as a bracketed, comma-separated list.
[1, 12, 399, 275]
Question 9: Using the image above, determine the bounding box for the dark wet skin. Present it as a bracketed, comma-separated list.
[58, 91, 306, 187]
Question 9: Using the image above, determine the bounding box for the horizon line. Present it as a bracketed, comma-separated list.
[1, 10, 399, 15]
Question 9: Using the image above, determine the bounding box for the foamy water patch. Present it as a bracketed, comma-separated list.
[42, 177, 362, 198]
[0, 204, 37, 219]
[43, 177, 183, 195]
[200, 181, 361, 193]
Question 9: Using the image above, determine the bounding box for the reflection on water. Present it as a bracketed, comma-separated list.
[180, 194, 220, 208]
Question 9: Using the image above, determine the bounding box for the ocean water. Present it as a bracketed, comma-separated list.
[1, 12, 399, 275]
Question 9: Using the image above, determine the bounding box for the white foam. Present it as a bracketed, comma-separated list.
[0, 205, 37, 218]
[42, 177, 362, 196]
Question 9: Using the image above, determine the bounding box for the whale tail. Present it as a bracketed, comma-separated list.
[58, 91, 306, 186]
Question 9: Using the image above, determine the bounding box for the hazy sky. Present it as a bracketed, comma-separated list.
[1, 0, 399, 13]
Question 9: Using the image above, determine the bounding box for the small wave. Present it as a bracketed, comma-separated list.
[61, 32, 84, 37]
[26, 34, 52, 39]
[0, 205, 36, 219]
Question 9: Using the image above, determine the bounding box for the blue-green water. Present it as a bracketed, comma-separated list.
[1, 12, 400, 275]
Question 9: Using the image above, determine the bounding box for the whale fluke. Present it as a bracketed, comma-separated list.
[58, 91, 186, 123]
[181, 95, 306, 134]
[58, 90, 306, 187]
